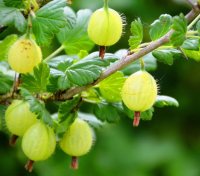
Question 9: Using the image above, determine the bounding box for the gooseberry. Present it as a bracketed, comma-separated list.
[87, 8, 123, 47]
[5, 100, 37, 144]
[59, 118, 93, 169]
[121, 70, 157, 126]
[8, 37, 42, 73]
[22, 121, 56, 172]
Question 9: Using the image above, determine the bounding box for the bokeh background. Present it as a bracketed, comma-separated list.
[1, 0, 200, 176]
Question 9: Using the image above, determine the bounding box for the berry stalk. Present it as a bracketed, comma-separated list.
[133, 111, 141, 127]
[71, 156, 78, 169]
[25, 160, 34, 172]
[9, 135, 18, 146]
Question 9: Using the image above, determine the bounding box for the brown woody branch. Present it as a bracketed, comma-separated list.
[55, 5, 200, 101]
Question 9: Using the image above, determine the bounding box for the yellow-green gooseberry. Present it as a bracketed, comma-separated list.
[22, 121, 56, 172]
[8, 37, 42, 73]
[121, 70, 158, 126]
[87, 8, 123, 46]
[5, 100, 37, 145]
[59, 118, 94, 169]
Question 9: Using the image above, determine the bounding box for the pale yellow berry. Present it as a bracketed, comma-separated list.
[8, 38, 42, 73]
[88, 8, 123, 46]
[60, 118, 93, 157]
[5, 100, 37, 136]
[22, 121, 56, 161]
[121, 71, 157, 112]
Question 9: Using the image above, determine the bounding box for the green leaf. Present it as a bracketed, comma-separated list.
[128, 18, 143, 50]
[32, 0, 67, 45]
[47, 55, 74, 72]
[55, 113, 76, 136]
[57, 8, 94, 54]
[65, 53, 118, 86]
[99, 72, 126, 102]
[0, 34, 17, 61]
[121, 103, 154, 121]
[170, 14, 187, 47]
[58, 96, 81, 122]
[154, 95, 179, 108]
[181, 39, 199, 51]
[20, 88, 53, 126]
[0, 105, 8, 132]
[197, 20, 200, 34]
[150, 14, 172, 41]
[0, 4, 26, 32]
[122, 53, 157, 75]
[21, 62, 50, 93]
[0, 71, 13, 94]
[79, 112, 103, 128]
[81, 88, 101, 104]
[94, 102, 120, 123]
[140, 108, 154, 121]
[182, 49, 200, 62]
[3, 0, 24, 8]
[152, 49, 182, 65]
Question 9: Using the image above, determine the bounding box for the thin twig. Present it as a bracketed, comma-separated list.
[186, 0, 199, 11]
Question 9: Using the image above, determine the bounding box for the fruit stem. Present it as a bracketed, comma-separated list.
[140, 58, 145, 70]
[43, 45, 65, 62]
[99, 46, 106, 59]
[25, 14, 32, 39]
[25, 160, 34, 172]
[9, 135, 18, 146]
[104, 0, 109, 11]
[133, 111, 141, 127]
[71, 156, 78, 169]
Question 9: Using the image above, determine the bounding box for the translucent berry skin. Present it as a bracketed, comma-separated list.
[121, 71, 157, 112]
[22, 121, 56, 161]
[8, 38, 42, 73]
[87, 8, 123, 46]
[60, 118, 93, 157]
[5, 100, 37, 136]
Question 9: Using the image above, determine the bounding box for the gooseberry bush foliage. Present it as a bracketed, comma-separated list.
[0, 0, 200, 172]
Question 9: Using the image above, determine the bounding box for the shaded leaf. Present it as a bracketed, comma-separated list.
[32, 0, 67, 45]
[94, 102, 120, 123]
[123, 53, 157, 75]
[152, 49, 182, 65]
[99, 71, 126, 102]
[21, 62, 50, 93]
[181, 39, 199, 51]
[58, 96, 81, 122]
[128, 18, 143, 49]
[0, 71, 13, 94]
[154, 95, 179, 108]
[170, 14, 187, 47]
[20, 88, 53, 126]
[65, 53, 118, 86]
[0, 4, 26, 32]
[57, 9, 94, 54]
[150, 14, 172, 41]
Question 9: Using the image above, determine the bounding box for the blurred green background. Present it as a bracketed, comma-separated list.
[1, 0, 200, 176]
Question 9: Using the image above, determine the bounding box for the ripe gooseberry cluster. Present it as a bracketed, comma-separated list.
[4, 0, 159, 173]
[5, 100, 93, 172]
